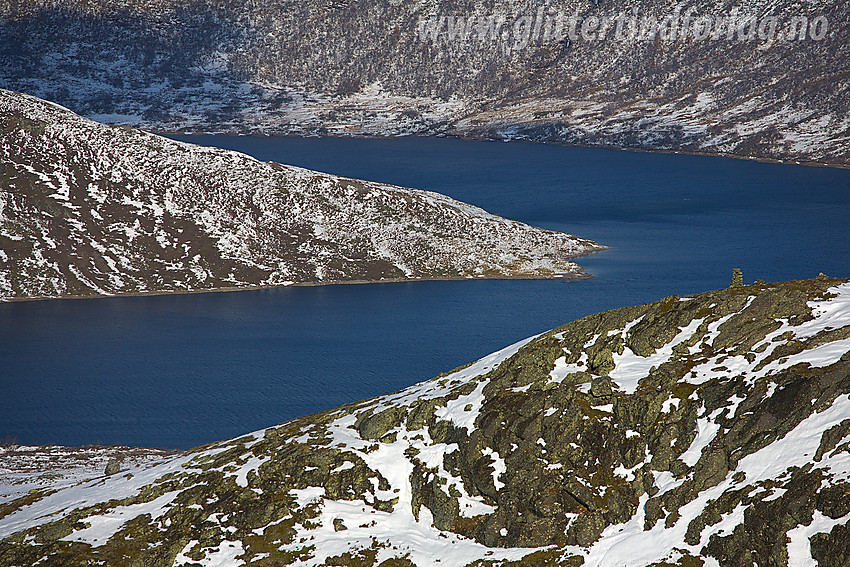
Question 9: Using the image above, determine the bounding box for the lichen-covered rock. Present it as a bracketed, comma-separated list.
[103, 458, 120, 475]
[1, 277, 849, 566]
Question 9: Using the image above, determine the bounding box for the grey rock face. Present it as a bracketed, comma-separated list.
[103, 458, 121, 475]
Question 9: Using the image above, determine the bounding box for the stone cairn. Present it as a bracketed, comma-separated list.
[730, 268, 743, 288]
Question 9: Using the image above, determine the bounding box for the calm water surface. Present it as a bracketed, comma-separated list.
[2, 137, 848, 448]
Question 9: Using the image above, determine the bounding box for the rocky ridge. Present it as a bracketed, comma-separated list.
[1, 276, 849, 566]
[0, 89, 602, 300]
[0, 0, 847, 166]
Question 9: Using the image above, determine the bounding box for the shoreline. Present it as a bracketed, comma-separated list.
[0, 270, 595, 304]
[150, 128, 850, 171]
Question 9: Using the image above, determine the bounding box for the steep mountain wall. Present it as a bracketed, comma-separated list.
[1, 0, 847, 165]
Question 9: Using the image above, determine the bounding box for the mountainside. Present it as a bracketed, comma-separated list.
[0, 0, 847, 166]
[0, 89, 602, 300]
[2, 276, 849, 566]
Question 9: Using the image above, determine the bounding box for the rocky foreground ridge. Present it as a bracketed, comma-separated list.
[0, 0, 848, 166]
[0, 89, 602, 300]
[1, 276, 849, 566]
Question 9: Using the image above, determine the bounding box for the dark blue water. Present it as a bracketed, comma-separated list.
[2, 137, 848, 449]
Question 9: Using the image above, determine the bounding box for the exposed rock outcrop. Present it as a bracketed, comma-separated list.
[1, 277, 849, 565]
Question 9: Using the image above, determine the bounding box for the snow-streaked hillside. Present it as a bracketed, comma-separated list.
[0, 89, 603, 300]
[1, 0, 848, 166]
[1, 276, 848, 566]
[0, 445, 172, 507]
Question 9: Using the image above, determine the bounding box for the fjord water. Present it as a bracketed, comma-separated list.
[2, 138, 849, 449]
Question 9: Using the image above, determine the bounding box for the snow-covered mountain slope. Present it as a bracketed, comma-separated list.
[0, 445, 172, 508]
[0, 89, 603, 300]
[2, 276, 849, 566]
[0, 0, 847, 166]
